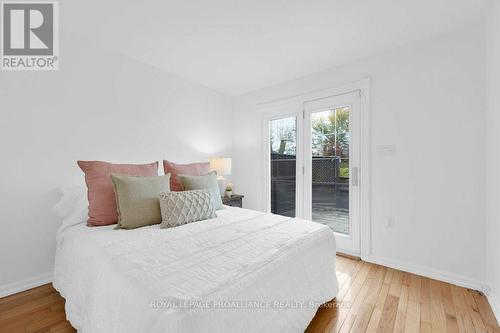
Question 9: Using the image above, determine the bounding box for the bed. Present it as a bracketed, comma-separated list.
[53, 204, 338, 332]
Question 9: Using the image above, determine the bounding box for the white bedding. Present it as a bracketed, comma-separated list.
[53, 207, 338, 333]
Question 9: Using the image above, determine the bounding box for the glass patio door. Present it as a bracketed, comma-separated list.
[264, 91, 361, 255]
[304, 92, 361, 255]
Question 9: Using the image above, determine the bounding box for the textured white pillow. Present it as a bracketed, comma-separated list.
[159, 190, 216, 229]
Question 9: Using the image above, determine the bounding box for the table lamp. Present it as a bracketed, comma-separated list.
[209, 157, 232, 195]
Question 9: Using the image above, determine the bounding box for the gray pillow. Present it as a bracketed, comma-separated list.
[111, 173, 170, 229]
[178, 172, 223, 210]
[159, 190, 216, 229]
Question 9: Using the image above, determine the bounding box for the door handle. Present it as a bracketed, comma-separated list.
[351, 167, 359, 187]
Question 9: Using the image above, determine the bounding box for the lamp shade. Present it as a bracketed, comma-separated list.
[209, 157, 232, 177]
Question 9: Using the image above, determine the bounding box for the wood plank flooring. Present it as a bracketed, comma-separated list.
[306, 256, 499, 333]
[0, 256, 497, 332]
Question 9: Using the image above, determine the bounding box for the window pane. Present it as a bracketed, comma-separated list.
[311, 107, 350, 234]
[270, 117, 296, 217]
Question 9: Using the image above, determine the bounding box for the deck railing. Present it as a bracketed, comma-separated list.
[271, 155, 349, 183]
[270, 155, 349, 215]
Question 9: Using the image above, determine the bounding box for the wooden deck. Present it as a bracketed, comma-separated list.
[0, 256, 498, 332]
[312, 205, 349, 234]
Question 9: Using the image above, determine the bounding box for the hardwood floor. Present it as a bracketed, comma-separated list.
[0, 256, 497, 332]
[306, 256, 499, 333]
[0, 283, 74, 333]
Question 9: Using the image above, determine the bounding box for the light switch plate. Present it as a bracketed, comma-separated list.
[377, 145, 396, 156]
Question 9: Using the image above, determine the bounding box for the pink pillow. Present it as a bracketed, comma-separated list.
[163, 160, 210, 191]
[78, 160, 159, 226]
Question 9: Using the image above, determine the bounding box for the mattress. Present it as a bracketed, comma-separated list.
[53, 207, 338, 333]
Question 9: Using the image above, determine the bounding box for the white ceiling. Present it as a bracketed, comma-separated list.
[66, 0, 490, 95]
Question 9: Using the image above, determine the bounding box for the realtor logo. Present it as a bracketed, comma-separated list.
[1, 1, 58, 70]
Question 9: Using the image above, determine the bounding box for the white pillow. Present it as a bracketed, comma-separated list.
[54, 185, 88, 242]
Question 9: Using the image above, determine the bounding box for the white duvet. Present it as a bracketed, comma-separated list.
[53, 207, 338, 333]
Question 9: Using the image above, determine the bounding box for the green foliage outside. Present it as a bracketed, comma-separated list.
[270, 108, 351, 178]
[313, 107, 350, 179]
[311, 107, 350, 157]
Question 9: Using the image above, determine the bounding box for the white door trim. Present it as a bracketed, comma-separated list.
[259, 78, 372, 260]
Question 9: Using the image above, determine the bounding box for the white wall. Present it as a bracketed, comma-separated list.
[233, 26, 486, 288]
[0, 33, 233, 294]
[0, 10, 493, 305]
[486, 0, 500, 320]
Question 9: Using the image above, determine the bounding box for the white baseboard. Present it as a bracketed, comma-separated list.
[486, 290, 500, 325]
[0, 272, 53, 298]
[365, 254, 486, 292]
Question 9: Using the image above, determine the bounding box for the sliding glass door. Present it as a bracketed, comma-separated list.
[264, 91, 361, 255]
[304, 92, 360, 255]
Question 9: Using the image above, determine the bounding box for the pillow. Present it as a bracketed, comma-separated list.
[159, 190, 216, 229]
[178, 172, 223, 210]
[111, 174, 170, 229]
[54, 185, 88, 242]
[163, 160, 209, 191]
[77, 160, 159, 226]
[53, 185, 87, 219]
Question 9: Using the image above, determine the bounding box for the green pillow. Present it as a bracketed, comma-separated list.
[111, 173, 170, 229]
[178, 172, 223, 210]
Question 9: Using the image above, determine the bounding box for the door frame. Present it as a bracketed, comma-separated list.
[259, 78, 372, 259]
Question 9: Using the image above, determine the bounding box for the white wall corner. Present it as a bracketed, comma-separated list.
[0, 272, 53, 298]
[366, 254, 486, 292]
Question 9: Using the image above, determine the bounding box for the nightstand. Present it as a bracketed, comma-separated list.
[222, 194, 244, 208]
